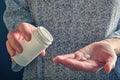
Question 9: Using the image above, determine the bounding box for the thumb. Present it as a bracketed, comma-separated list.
[104, 56, 117, 73]
[40, 50, 46, 56]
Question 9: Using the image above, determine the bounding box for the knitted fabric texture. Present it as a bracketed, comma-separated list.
[4, 0, 120, 80]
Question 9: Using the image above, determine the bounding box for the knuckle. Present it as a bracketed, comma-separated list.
[6, 43, 14, 56]
[6, 41, 10, 49]
[6, 40, 8, 45]
[7, 31, 13, 39]
[6, 43, 9, 52]
[74, 51, 81, 56]
[74, 51, 80, 54]
[7, 31, 17, 39]
[18, 22, 28, 29]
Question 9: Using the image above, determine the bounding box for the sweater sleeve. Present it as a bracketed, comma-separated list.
[108, 19, 120, 39]
[3, 0, 35, 31]
[107, 0, 120, 38]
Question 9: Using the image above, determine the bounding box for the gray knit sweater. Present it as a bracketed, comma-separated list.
[4, 0, 120, 80]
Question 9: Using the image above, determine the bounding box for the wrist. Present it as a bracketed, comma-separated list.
[104, 38, 120, 54]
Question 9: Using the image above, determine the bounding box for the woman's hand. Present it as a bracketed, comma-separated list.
[53, 40, 117, 73]
[6, 22, 46, 59]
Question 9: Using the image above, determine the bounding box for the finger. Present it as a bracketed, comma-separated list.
[6, 41, 16, 57]
[56, 58, 99, 73]
[18, 23, 36, 41]
[74, 45, 93, 60]
[104, 62, 112, 74]
[53, 53, 75, 62]
[78, 44, 93, 55]
[7, 31, 23, 53]
[104, 55, 117, 73]
[40, 50, 46, 56]
[74, 51, 86, 60]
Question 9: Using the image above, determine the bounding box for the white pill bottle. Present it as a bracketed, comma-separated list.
[12, 26, 53, 72]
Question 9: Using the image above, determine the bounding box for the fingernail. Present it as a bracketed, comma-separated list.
[25, 36, 28, 41]
[25, 36, 31, 41]
[17, 47, 22, 53]
[105, 65, 111, 74]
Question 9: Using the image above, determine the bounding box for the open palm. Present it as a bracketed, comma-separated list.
[53, 41, 117, 73]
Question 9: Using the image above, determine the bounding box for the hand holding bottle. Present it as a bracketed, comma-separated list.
[6, 22, 53, 72]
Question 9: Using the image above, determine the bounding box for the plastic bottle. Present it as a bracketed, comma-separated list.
[11, 26, 53, 72]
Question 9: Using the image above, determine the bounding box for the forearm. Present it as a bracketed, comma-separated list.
[105, 38, 120, 54]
